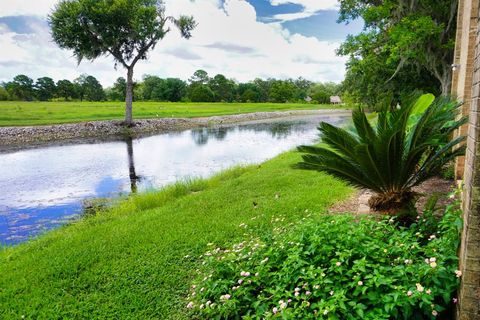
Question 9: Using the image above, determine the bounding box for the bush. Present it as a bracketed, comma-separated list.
[186, 199, 462, 319]
[296, 94, 466, 216]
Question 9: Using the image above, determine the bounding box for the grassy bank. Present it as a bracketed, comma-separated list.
[0, 150, 352, 319]
[0, 101, 346, 126]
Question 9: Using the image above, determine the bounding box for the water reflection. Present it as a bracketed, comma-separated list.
[126, 137, 141, 193]
[0, 114, 349, 245]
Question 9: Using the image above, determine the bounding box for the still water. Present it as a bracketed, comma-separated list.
[0, 114, 349, 245]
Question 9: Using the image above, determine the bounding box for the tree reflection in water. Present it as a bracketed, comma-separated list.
[125, 137, 141, 193]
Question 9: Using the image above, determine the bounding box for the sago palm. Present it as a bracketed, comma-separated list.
[296, 94, 467, 215]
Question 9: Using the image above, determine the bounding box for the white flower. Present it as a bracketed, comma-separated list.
[429, 257, 436, 263]
[306, 291, 311, 295]
[455, 270, 462, 277]
[358, 281, 363, 286]
[426, 289, 432, 295]
[220, 294, 231, 301]
[407, 290, 413, 296]
[432, 310, 438, 316]
[416, 283, 424, 292]
[429, 235, 436, 241]
[313, 285, 320, 290]
[336, 262, 342, 267]
[294, 292, 300, 297]
[238, 279, 243, 284]
[425, 258, 430, 264]
[323, 310, 329, 315]
[294, 287, 301, 292]
[329, 291, 334, 296]
[187, 302, 194, 309]
[404, 259, 412, 264]
[272, 307, 278, 314]
[260, 257, 269, 264]
[280, 301, 287, 309]
[430, 262, 437, 268]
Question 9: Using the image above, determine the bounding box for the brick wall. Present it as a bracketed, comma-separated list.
[453, 0, 479, 179]
[457, 1, 480, 318]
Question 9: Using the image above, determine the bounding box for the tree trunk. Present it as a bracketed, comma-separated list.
[125, 67, 134, 126]
[440, 70, 452, 96]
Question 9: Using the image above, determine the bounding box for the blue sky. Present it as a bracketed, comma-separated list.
[0, 0, 362, 86]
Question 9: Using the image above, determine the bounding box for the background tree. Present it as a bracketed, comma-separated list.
[5, 75, 34, 101]
[189, 85, 215, 102]
[253, 78, 272, 102]
[56, 79, 75, 100]
[338, 0, 457, 107]
[269, 80, 296, 103]
[73, 74, 88, 101]
[49, 0, 196, 125]
[108, 77, 127, 101]
[237, 83, 262, 102]
[0, 85, 9, 101]
[189, 69, 210, 86]
[83, 75, 105, 101]
[208, 74, 236, 102]
[309, 82, 342, 104]
[35, 77, 56, 101]
[161, 78, 187, 102]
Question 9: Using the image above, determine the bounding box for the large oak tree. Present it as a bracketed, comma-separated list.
[49, 0, 196, 125]
[338, 0, 458, 107]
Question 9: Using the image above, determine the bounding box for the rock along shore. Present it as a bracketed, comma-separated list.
[0, 109, 351, 150]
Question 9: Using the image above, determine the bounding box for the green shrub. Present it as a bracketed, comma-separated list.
[186, 199, 462, 319]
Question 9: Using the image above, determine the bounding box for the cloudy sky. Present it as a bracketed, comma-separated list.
[0, 0, 362, 86]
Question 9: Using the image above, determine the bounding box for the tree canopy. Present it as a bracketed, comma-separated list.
[338, 0, 457, 108]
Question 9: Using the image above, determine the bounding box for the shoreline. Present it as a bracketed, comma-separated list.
[0, 109, 351, 150]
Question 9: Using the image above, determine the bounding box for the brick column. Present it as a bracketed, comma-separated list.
[457, 2, 480, 317]
[454, 0, 479, 179]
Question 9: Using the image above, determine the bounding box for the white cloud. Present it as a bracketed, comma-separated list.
[269, 0, 339, 21]
[0, 0, 347, 86]
[0, 0, 58, 17]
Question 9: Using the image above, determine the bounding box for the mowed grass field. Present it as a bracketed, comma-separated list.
[0, 101, 345, 126]
[0, 151, 352, 319]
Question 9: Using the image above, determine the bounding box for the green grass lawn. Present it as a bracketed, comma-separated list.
[0, 150, 352, 319]
[0, 101, 347, 126]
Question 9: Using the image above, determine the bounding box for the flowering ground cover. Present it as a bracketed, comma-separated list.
[187, 199, 462, 319]
[0, 151, 352, 319]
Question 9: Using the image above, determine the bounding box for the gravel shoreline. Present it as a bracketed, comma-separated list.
[0, 109, 351, 150]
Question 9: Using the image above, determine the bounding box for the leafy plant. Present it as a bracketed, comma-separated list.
[296, 94, 466, 216]
[187, 198, 463, 319]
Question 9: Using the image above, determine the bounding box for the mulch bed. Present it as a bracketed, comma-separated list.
[329, 177, 457, 215]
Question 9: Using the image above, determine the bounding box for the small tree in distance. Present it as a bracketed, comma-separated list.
[49, 0, 196, 126]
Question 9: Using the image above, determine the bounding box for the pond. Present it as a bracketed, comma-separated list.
[0, 114, 349, 245]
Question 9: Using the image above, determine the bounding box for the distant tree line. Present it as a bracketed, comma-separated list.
[0, 70, 342, 104]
